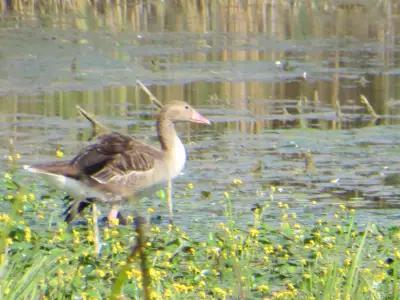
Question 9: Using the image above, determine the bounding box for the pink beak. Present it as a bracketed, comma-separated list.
[191, 110, 211, 125]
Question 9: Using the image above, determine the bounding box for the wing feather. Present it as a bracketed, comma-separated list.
[70, 132, 161, 184]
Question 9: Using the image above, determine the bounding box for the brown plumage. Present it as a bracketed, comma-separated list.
[24, 101, 210, 222]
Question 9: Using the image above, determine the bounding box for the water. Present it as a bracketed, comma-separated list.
[1, 0, 400, 231]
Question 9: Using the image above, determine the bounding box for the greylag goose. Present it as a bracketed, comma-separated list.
[24, 101, 210, 223]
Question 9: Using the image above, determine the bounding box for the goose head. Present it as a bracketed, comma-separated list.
[160, 101, 210, 125]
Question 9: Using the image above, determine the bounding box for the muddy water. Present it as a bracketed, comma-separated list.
[1, 1, 400, 231]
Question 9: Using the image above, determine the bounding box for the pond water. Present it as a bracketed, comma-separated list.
[1, 1, 400, 232]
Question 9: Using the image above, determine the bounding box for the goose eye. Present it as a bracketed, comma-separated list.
[185, 105, 189, 109]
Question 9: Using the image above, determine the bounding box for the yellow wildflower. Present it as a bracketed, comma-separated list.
[96, 269, 106, 278]
[249, 227, 259, 238]
[0, 213, 11, 224]
[72, 229, 80, 244]
[24, 226, 32, 242]
[151, 226, 161, 234]
[213, 287, 227, 299]
[232, 178, 243, 185]
[172, 283, 192, 293]
[111, 241, 123, 254]
[344, 258, 352, 267]
[373, 271, 386, 283]
[256, 284, 269, 293]
[56, 149, 64, 158]
[394, 249, 400, 259]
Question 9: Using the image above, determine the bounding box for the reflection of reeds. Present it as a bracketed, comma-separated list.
[1, 0, 399, 131]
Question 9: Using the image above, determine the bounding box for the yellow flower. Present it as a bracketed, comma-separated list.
[56, 149, 64, 158]
[198, 291, 207, 299]
[111, 241, 123, 254]
[103, 228, 110, 240]
[249, 227, 259, 238]
[72, 229, 80, 244]
[149, 290, 160, 300]
[344, 258, 352, 267]
[0, 213, 11, 224]
[373, 271, 386, 283]
[24, 226, 32, 242]
[232, 178, 243, 185]
[257, 284, 269, 293]
[163, 288, 173, 299]
[213, 287, 227, 299]
[109, 218, 119, 226]
[151, 226, 161, 234]
[172, 283, 193, 293]
[186, 182, 194, 189]
[394, 249, 400, 259]
[126, 215, 134, 224]
[96, 269, 106, 278]
[87, 230, 95, 242]
[264, 245, 274, 254]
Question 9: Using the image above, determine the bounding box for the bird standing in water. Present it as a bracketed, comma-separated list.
[24, 101, 210, 224]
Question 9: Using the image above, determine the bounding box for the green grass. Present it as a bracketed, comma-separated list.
[1, 169, 400, 300]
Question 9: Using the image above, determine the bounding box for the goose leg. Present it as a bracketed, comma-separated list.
[167, 179, 173, 224]
[108, 205, 120, 225]
[92, 203, 101, 256]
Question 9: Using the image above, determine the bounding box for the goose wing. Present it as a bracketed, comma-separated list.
[71, 132, 162, 184]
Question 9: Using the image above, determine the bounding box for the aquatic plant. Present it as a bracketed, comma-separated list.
[0, 165, 399, 299]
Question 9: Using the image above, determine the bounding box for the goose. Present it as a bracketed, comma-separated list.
[24, 101, 210, 223]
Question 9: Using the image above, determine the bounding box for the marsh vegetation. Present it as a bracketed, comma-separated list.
[1, 0, 400, 299]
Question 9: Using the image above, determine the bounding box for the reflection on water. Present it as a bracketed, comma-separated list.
[1, 1, 400, 229]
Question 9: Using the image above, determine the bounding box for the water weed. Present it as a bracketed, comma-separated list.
[0, 172, 399, 299]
